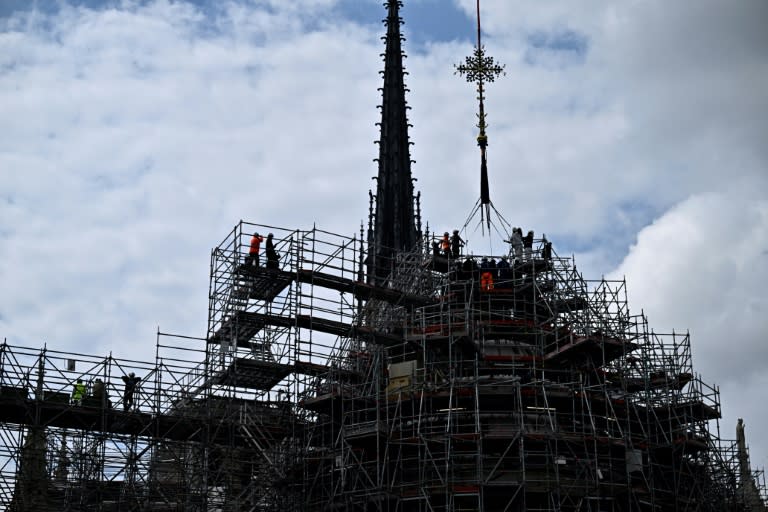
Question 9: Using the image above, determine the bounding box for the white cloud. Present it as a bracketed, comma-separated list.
[612, 192, 768, 467]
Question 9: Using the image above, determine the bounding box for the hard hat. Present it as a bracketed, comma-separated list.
[453, 230, 459, 234]
[268, 233, 273, 237]
[129, 372, 135, 378]
[253, 232, 259, 237]
[444, 232, 449, 236]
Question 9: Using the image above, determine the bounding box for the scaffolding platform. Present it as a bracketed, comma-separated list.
[209, 310, 266, 347]
[406, 322, 469, 342]
[476, 318, 538, 339]
[0, 393, 206, 442]
[618, 372, 694, 392]
[296, 269, 436, 308]
[544, 334, 639, 366]
[234, 265, 294, 300]
[295, 314, 403, 346]
[514, 258, 553, 275]
[215, 358, 293, 390]
[211, 311, 403, 346]
[653, 400, 721, 422]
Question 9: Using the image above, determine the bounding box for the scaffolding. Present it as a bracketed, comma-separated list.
[0, 221, 766, 511]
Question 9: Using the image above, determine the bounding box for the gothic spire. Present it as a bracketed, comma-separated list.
[369, 0, 419, 285]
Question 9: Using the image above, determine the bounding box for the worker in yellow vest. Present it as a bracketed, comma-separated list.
[71, 378, 86, 405]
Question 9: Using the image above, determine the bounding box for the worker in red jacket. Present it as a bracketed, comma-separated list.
[248, 232, 264, 267]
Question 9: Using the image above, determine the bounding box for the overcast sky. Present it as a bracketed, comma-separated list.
[1, 0, 767, 469]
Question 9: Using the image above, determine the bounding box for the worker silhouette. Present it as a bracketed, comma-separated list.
[265, 233, 279, 270]
[450, 230, 464, 259]
[121, 372, 141, 412]
[92, 378, 110, 408]
[497, 255, 510, 276]
[542, 236, 552, 261]
[523, 230, 534, 261]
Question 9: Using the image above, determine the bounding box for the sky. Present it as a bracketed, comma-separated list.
[1, 0, 766, 470]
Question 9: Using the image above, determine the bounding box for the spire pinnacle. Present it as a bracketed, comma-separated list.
[369, 0, 419, 285]
[456, 0, 505, 232]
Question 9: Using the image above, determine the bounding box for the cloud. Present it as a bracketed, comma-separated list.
[0, 0, 384, 361]
[612, 192, 768, 467]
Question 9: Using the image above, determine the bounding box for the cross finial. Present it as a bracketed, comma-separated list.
[455, 0, 505, 147]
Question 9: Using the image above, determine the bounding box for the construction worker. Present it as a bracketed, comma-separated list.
[508, 228, 523, 263]
[523, 230, 534, 261]
[247, 232, 264, 267]
[441, 232, 450, 258]
[450, 230, 464, 259]
[71, 378, 86, 405]
[265, 233, 279, 270]
[92, 378, 109, 408]
[542, 235, 552, 261]
[497, 255, 511, 285]
[121, 372, 141, 412]
[480, 258, 494, 291]
[462, 257, 475, 280]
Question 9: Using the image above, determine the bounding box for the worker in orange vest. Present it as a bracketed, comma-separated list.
[480, 257, 494, 291]
[441, 232, 450, 258]
[248, 232, 264, 267]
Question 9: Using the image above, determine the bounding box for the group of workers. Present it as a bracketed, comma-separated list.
[429, 227, 555, 291]
[433, 228, 553, 264]
[433, 230, 465, 259]
[452, 256, 513, 291]
[247, 232, 280, 269]
[506, 227, 553, 262]
[70, 372, 141, 412]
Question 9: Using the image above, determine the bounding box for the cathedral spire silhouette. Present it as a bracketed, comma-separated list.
[368, 0, 419, 285]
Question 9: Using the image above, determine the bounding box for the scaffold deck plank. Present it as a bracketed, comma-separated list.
[295, 314, 403, 346]
[513, 258, 553, 274]
[215, 358, 293, 390]
[296, 269, 436, 308]
[209, 310, 266, 347]
[653, 400, 721, 421]
[214, 311, 403, 346]
[544, 335, 639, 366]
[235, 265, 295, 301]
[0, 395, 292, 445]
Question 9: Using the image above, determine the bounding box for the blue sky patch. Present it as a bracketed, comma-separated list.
[553, 198, 664, 269]
[332, 0, 474, 50]
[2, 0, 473, 51]
[0, 0, 121, 18]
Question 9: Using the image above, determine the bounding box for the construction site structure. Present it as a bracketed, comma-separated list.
[1, 1, 767, 511]
[1, 222, 766, 511]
